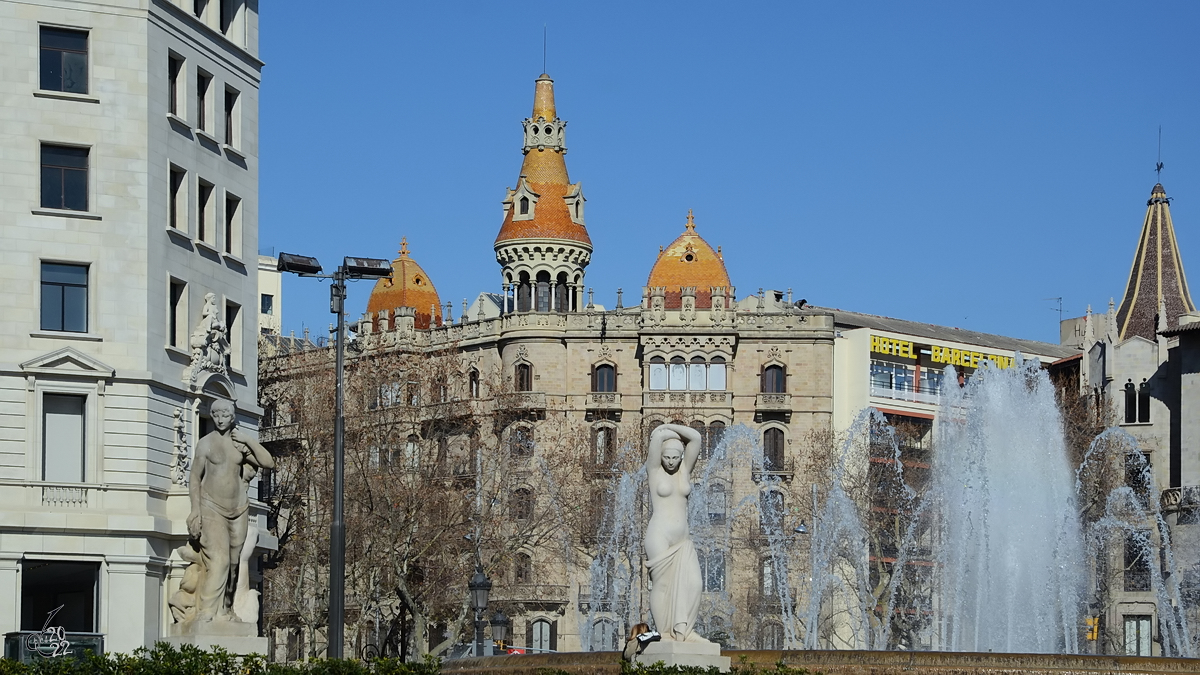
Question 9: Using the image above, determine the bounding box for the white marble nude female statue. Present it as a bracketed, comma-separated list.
[644, 423, 712, 644]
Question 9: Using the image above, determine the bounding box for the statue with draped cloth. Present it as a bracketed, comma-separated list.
[644, 423, 713, 644]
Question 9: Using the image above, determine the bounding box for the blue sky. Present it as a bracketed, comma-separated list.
[260, 1, 1200, 345]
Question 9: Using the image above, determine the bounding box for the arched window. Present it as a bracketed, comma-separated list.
[709, 356, 727, 390]
[763, 428, 785, 470]
[593, 425, 615, 465]
[510, 426, 534, 457]
[592, 619, 619, 652]
[403, 434, 420, 470]
[1124, 380, 1136, 424]
[512, 488, 533, 521]
[468, 370, 480, 398]
[689, 356, 707, 390]
[760, 489, 784, 533]
[519, 196, 530, 215]
[535, 271, 551, 313]
[514, 552, 532, 584]
[708, 483, 727, 524]
[707, 421, 726, 458]
[530, 618, 553, 652]
[669, 356, 687, 391]
[555, 272, 569, 313]
[690, 420, 707, 458]
[1138, 379, 1151, 423]
[593, 364, 616, 392]
[759, 622, 785, 650]
[762, 364, 786, 393]
[648, 356, 667, 391]
[517, 272, 532, 312]
[515, 363, 533, 392]
[761, 556, 777, 596]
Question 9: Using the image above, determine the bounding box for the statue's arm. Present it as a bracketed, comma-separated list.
[670, 424, 703, 472]
[234, 428, 275, 470]
[647, 425, 674, 471]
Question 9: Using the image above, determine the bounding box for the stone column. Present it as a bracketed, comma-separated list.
[0, 553, 20, 635]
[106, 555, 168, 653]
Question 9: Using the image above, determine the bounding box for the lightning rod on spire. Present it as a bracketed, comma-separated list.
[1156, 126, 1164, 180]
[543, 24, 547, 74]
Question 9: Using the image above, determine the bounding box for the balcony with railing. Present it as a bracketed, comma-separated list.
[752, 457, 795, 482]
[490, 583, 569, 606]
[585, 392, 622, 410]
[496, 392, 547, 412]
[1161, 486, 1200, 519]
[755, 393, 792, 411]
[643, 391, 731, 408]
[869, 381, 941, 405]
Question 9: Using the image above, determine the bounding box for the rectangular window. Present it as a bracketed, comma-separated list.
[669, 362, 687, 391]
[225, 300, 241, 371]
[40, 27, 88, 94]
[169, 165, 186, 229]
[1124, 532, 1151, 592]
[649, 362, 667, 391]
[41, 144, 89, 211]
[169, 279, 186, 348]
[1124, 615, 1152, 656]
[43, 394, 85, 482]
[223, 87, 239, 146]
[260, 294, 274, 315]
[41, 262, 88, 332]
[197, 71, 212, 132]
[224, 193, 240, 255]
[708, 362, 727, 390]
[168, 54, 184, 115]
[197, 179, 214, 244]
[21, 560, 98, 632]
[688, 363, 707, 391]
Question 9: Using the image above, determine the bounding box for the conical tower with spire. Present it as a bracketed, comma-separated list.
[1115, 183, 1195, 341]
[494, 74, 591, 313]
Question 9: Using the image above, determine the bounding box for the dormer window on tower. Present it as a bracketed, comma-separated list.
[565, 183, 585, 226]
[506, 177, 540, 222]
[523, 117, 567, 153]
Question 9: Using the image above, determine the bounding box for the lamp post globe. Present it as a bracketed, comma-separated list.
[490, 610, 509, 645]
[469, 569, 492, 611]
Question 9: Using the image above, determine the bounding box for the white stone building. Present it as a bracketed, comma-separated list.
[0, 0, 269, 656]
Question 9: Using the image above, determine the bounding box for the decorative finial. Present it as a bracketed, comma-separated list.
[686, 209, 695, 231]
[399, 237, 410, 258]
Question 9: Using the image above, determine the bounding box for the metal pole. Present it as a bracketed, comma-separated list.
[329, 268, 347, 658]
[474, 614, 486, 657]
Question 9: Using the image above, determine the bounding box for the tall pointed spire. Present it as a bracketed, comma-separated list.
[1115, 183, 1195, 341]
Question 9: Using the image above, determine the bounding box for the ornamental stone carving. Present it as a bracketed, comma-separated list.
[183, 293, 229, 384]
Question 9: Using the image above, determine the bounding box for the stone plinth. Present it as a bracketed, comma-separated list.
[164, 620, 267, 655]
[636, 640, 730, 671]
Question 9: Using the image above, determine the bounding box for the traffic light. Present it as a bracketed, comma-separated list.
[1085, 617, 1099, 641]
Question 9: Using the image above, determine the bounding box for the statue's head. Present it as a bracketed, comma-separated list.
[209, 399, 236, 431]
[661, 438, 684, 474]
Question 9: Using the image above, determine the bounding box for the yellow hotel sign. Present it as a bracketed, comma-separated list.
[871, 335, 1016, 370]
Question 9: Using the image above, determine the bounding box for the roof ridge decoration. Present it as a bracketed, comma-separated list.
[1115, 183, 1195, 341]
[494, 73, 591, 247]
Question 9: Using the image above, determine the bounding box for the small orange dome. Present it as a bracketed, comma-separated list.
[646, 211, 731, 309]
[366, 239, 442, 330]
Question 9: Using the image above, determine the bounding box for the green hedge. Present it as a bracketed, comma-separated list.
[0, 643, 439, 675]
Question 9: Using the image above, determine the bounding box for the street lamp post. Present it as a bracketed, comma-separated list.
[277, 253, 391, 659]
[490, 610, 509, 653]
[468, 568, 492, 657]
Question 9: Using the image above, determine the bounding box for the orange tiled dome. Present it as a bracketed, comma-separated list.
[647, 211, 731, 309]
[366, 239, 442, 329]
[494, 74, 591, 247]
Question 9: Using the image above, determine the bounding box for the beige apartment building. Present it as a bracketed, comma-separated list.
[0, 0, 269, 656]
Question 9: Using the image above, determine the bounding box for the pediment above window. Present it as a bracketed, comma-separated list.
[504, 177, 540, 222]
[20, 347, 114, 379]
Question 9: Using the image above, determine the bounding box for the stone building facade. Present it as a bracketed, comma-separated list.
[0, 0, 270, 655]
[1060, 182, 1199, 656]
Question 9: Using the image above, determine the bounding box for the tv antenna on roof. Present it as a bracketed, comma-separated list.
[1044, 297, 1064, 324]
[1156, 126, 1164, 180]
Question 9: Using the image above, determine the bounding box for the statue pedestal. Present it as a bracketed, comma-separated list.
[636, 640, 730, 672]
[165, 620, 268, 656]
